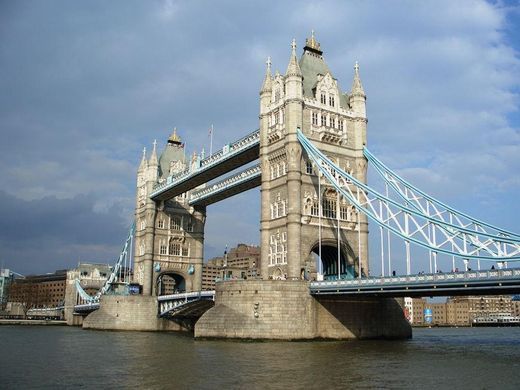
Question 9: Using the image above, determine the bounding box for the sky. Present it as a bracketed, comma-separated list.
[0, 0, 519, 276]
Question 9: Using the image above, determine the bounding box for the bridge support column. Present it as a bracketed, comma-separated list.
[191, 205, 206, 291]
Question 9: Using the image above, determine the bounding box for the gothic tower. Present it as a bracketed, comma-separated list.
[259, 33, 369, 281]
[134, 129, 206, 295]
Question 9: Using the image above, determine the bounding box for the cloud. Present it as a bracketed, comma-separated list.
[0, 0, 518, 276]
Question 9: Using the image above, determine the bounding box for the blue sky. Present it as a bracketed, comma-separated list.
[0, 0, 519, 275]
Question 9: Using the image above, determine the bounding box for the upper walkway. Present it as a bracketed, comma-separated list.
[310, 268, 520, 298]
[150, 130, 260, 201]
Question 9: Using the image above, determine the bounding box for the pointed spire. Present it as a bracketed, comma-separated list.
[149, 139, 158, 166]
[260, 56, 273, 93]
[285, 38, 302, 77]
[138, 147, 147, 171]
[351, 61, 365, 96]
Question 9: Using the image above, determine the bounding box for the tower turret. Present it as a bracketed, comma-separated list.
[259, 56, 272, 115]
[146, 140, 159, 183]
[284, 39, 303, 100]
[138, 147, 147, 173]
[350, 61, 366, 117]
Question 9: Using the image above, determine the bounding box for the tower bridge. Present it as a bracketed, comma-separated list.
[78, 33, 520, 339]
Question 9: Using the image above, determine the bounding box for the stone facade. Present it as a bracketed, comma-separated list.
[134, 131, 206, 297]
[259, 33, 368, 281]
[64, 262, 111, 325]
[195, 280, 411, 339]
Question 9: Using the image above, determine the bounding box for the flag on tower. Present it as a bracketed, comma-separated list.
[209, 124, 214, 155]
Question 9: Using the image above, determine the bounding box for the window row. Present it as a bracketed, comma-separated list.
[311, 111, 345, 131]
[159, 239, 190, 257]
[268, 109, 284, 127]
[157, 215, 193, 232]
[320, 92, 336, 107]
[270, 198, 287, 219]
[270, 161, 287, 180]
[309, 199, 357, 222]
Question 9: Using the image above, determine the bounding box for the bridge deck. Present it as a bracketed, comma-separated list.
[310, 269, 520, 298]
[151, 130, 259, 201]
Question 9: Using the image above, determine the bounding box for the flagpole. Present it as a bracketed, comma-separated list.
[210, 124, 214, 156]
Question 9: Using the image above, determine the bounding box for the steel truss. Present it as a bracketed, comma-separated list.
[75, 223, 135, 304]
[297, 130, 520, 263]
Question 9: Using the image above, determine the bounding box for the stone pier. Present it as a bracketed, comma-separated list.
[82, 295, 186, 332]
[195, 280, 412, 340]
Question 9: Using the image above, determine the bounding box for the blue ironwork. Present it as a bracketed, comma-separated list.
[75, 223, 135, 306]
[297, 129, 520, 261]
[188, 164, 261, 205]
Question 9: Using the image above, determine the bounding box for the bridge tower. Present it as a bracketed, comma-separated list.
[134, 130, 206, 296]
[259, 32, 369, 281]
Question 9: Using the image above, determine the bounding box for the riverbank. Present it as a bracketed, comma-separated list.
[0, 319, 67, 326]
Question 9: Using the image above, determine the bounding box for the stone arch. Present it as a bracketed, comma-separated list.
[156, 271, 186, 296]
[308, 239, 358, 280]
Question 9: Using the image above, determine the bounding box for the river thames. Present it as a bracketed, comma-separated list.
[1, 326, 519, 389]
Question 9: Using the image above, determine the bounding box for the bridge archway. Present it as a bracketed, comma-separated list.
[156, 272, 186, 296]
[310, 240, 357, 280]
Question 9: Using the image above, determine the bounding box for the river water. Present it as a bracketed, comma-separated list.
[0, 326, 519, 389]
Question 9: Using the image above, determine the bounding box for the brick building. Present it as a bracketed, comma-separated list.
[201, 244, 260, 290]
[8, 270, 67, 309]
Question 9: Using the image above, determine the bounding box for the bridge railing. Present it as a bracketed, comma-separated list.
[311, 268, 520, 289]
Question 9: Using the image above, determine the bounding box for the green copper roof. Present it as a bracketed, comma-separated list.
[159, 143, 186, 179]
[299, 49, 350, 109]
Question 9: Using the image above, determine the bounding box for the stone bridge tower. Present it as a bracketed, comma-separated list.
[259, 33, 369, 281]
[134, 130, 205, 296]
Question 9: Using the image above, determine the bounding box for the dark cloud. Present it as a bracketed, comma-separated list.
[0, 1, 519, 275]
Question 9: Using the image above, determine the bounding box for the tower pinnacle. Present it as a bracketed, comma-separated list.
[149, 139, 158, 166]
[138, 147, 147, 171]
[168, 127, 182, 145]
[285, 38, 302, 77]
[304, 30, 323, 56]
[260, 56, 273, 94]
[351, 61, 365, 96]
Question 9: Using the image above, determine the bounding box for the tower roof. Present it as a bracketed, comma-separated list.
[299, 32, 332, 97]
[159, 129, 186, 178]
[298, 31, 349, 108]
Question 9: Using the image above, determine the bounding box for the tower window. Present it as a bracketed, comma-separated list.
[338, 120, 344, 131]
[185, 217, 193, 232]
[329, 96, 335, 107]
[330, 117, 336, 128]
[320, 93, 326, 104]
[160, 244, 167, 255]
[169, 241, 181, 256]
[170, 216, 182, 230]
[321, 114, 327, 127]
[306, 160, 314, 175]
[158, 219, 164, 229]
[312, 112, 318, 126]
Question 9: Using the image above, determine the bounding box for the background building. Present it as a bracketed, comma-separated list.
[407, 295, 518, 326]
[7, 270, 67, 316]
[201, 244, 260, 290]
